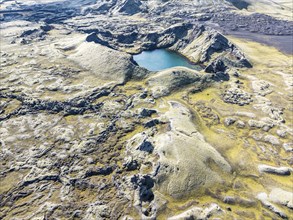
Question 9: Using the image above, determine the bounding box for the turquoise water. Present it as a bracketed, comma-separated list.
[133, 49, 201, 71]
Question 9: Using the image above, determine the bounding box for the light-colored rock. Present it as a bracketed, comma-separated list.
[283, 142, 293, 152]
[83, 203, 110, 220]
[258, 164, 291, 175]
[276, 129, 287, 138]
[248, 119, 275, 131]
[269, 188, 293, 209]
[224, 117, 236, 126]
[236, 120, 246, 128]
[168, 203, 223, 220]
[125, 130, 155, 169]
[257, 192, 287, 218]
[251, 80, 273, 96]
[263, 134, 280, 145]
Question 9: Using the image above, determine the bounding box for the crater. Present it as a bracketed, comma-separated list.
[133, 49, 202, 71]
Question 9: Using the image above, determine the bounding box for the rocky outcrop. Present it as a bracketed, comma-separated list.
[205, 58, 227, 73]
[221, 87, 253, 106]
[112, 0, 146, 15]
[172, 29, 252, 68]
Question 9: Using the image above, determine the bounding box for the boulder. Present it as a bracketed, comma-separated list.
[224, 117, 236, 126]
[236, 120, 246, 128]
[258, 164, 291, 176]
[123, 157, 139, 171]
[168, 203, 223, 220]
[138, 108, 157, 118]
[269, 188, 293, 209]
[257, 193, 287, 219]
[144, 119, 160, 128]
[276, 129, 287, 138]
[248, 119, 275, 131]
[223, 196, 256, 207]
[263, 134, 280, 145]
[283, 143, 293, 152]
